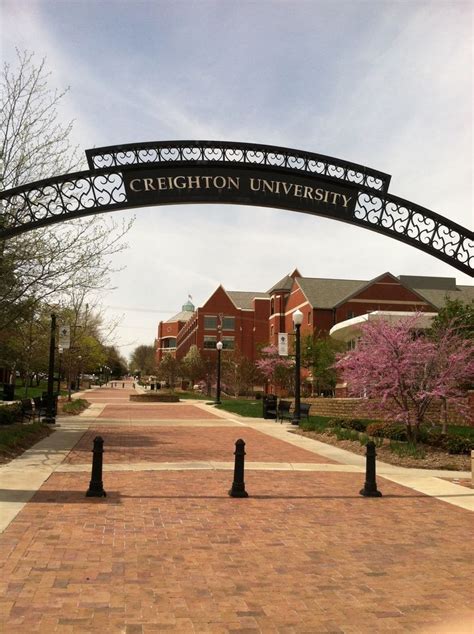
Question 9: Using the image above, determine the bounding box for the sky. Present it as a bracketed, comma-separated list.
[1, 0, 473, 359]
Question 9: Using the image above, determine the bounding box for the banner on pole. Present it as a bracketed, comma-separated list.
[278, 333, 288, 356]
[58, 325, 70, 349]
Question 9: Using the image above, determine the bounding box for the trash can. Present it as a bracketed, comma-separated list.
[2, 384, 15, 401]
[262, 394, 277, 419]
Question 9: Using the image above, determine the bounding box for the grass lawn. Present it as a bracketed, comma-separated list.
[443, 424, 474, 440]
[216, 399, 265, 418]
[7, 381, 69, 400]
[0, 422, 54, 462]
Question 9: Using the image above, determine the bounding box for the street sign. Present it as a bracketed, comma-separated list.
[58, 324, 70, 349]
[278, 333, 288, 356]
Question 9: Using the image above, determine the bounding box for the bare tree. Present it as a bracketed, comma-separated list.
[0, 50, 133, 331]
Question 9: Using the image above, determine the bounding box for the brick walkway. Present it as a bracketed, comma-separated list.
[98, 403, 221, 420]
[65, 426, 335, 465]
[0, 386, 473, 632]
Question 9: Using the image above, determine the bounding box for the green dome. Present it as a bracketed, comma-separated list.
[182, 299, 195, 312]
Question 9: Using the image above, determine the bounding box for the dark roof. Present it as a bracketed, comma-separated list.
[267, 274, 294, 294]
[398, 275, 474, 309]
[410, 286, 474, 309]
[267, 268, 302, 294]
[227, 290, 269, 310]
[399, 275, 457, 290]
[297, 277, 368, 308]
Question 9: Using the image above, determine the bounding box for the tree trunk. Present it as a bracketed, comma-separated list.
[441, 398, 448, 435]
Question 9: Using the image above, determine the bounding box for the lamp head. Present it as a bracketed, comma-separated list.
[292, 309, 303, 326]
[216, 341, 223, 351]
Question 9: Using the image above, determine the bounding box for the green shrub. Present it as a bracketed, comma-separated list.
[327, 418, 345, 428]
[336, 418, 369, 432]
[331, 427, 360, 442]
[443, 435, 474, 455]
[366, 421, 408, 441]
[61, 399, 89, 415]
[425, 429, 446, 448]
[0, 403, 22, 425]
[389, 440, 426, 459]
[359, 433, 369, 446]
[422, 429, 474, 454]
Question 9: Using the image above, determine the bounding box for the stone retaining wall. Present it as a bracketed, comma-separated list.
[129, 394, 179, 403]
[301, 394, 474, 426]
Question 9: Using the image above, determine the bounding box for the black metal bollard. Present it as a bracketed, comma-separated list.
[360, 441, 382, 497]
[86, 436, 107, 497]
[229, 439, 249, 498]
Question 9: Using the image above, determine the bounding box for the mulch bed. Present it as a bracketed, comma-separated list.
[291, 429, 471, 471]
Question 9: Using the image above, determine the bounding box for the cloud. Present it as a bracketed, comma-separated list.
[1, 0, 472, 357]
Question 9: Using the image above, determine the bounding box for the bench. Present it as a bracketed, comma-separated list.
[278, 401, 311, 423]
[300, 402, 311, 421]
[20, 398, 34, 422]
[277, 400, 293, 423]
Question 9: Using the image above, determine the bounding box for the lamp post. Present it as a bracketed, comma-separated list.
[77, 355, 82, 390]
[215, 340, 223, 404]
[44, 313, 57, 424]
[57, 346, 63, 394]
[292, 309, 303, 425]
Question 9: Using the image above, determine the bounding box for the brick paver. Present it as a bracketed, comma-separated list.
[98, 403, 220, 420]
[83, 388, 135, 402]
[1, 386, 473, 632]
[0, 470, 472, 632]
[65, 426, 335, 464]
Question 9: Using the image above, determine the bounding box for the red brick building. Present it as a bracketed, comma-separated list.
[157, 271, 473, 366]
[156, 298, 195, 363]
[173, 286, 270, 362]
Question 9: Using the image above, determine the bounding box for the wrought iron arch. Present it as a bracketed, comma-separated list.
[0, 140, 472, 276]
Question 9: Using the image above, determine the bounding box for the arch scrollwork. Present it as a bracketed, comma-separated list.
[0, 141, 471, 277]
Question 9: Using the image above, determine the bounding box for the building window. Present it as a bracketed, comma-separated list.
[222, 336, 234, 350]
[203, 335, 217, 349]
[204, 315, 217, 330]
[347, 339, 357, 350]
[270, 299, 274, 315]
[222, 316, 235, 330]
[347, 311, 355, 319]
[162, 338, 176, 348]
[270, 324, 274, 336]
[308, 311, 311, 325]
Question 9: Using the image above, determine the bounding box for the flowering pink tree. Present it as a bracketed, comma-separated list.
[256, 345, 293, 393]
[335, 314, 474, 441]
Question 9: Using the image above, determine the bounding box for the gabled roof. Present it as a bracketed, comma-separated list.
[267, 268, 302, 294]
[297, 277, 368, 309]
[227, 290, 269, 310]
[297, 272, 440, 310]
[333, 271, 436, 309]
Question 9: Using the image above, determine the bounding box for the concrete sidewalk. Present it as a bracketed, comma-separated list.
[0, 387, 473, 632]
